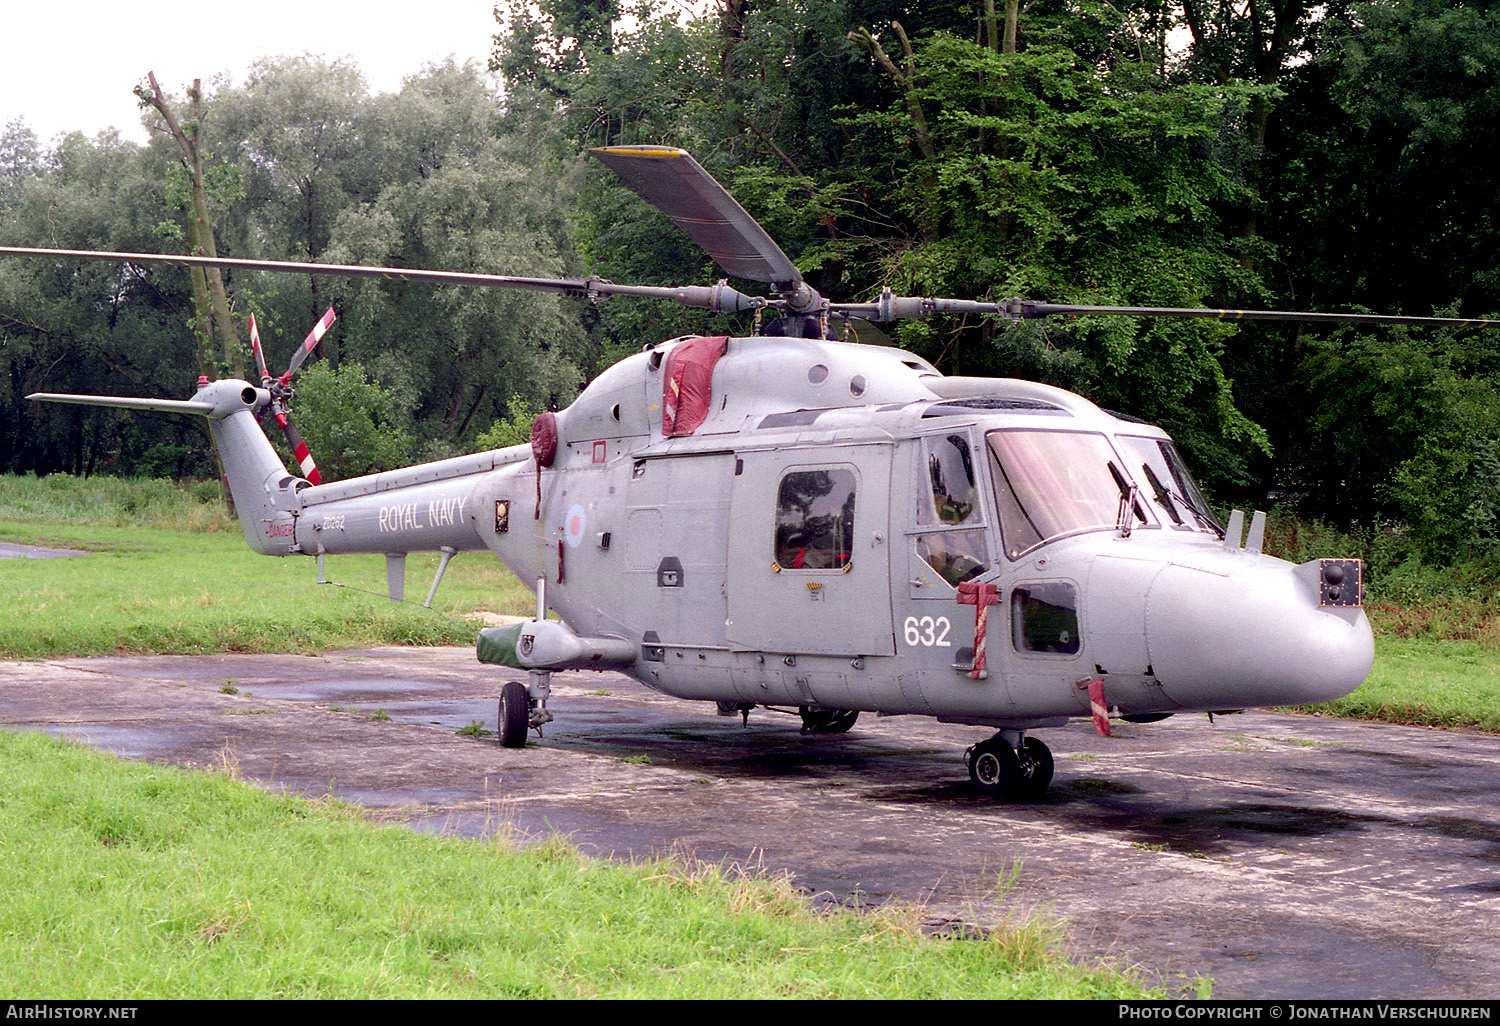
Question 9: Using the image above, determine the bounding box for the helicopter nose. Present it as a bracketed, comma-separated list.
[1144, 557, 1374, 710]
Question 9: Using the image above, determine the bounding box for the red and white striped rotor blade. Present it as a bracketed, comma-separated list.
[248, 314, 271, 385]
[275, 410, 322, 485]
[281, 306, 336, 383]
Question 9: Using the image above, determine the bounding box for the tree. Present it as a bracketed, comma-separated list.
[200, 59, 594, 456]
[0, 127, 205, 476]
[838, 7, 1272, 486]
[1246, 0, 1500, 543]
[135, 72, 245, 381]
[1175, 0, 1331, 263]
[0, 119, 40, 208]
[317, 64, 593, 454]
[207, 57, 368, 328]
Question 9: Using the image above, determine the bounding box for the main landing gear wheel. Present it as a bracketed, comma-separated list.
[966, 737, 1020, 795]
[498, 680, 530, 749]
[1018, 736, 1054, 798]
[966, 734, 1053, 800]
[799, 708, 860, 733]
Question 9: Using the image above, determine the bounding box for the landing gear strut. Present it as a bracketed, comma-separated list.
[965, 731, 1053, 799]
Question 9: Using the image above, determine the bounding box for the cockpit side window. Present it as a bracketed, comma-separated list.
[1012, 582, 1081, 655]
[914, 434, 991, 585]
[774, 468, 857, 571]
[920, 433, 981, 527]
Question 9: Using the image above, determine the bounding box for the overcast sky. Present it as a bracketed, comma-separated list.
[3, 1, 502, 146]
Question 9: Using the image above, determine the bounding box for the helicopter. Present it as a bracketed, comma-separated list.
[6, 145, 1496, 800]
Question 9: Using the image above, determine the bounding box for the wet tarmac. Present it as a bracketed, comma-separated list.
[2, 646, 1498, 999]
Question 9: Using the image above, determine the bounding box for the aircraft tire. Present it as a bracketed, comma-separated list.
[498, 681, 530, 749]
[1018, 737, 1054, 797]
[967, 737, 1021, 797]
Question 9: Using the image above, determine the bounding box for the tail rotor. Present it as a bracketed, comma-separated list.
[251, 306, 336, 485]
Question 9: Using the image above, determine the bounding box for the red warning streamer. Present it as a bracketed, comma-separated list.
[956, 581, 1000, 680]
[1086, 678, 1111, 737]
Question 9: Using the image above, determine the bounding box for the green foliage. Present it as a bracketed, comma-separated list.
[316, 65, 592, 443]
[832, 18, 1274, 488]
[290, 362, 410, 481]
[1273, 0, 1500, 317]
[474, 396, 543, 451]
[1, 58, 599, 476]
[0, 473, 230, 531]
[0, 491, 538, 658]
[4, 2, 1500, 587]
[1287, 325, 1500, 562]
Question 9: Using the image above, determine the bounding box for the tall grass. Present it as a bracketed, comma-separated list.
[0, 473, 233, 532]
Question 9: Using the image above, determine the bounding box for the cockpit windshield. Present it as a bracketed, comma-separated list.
[987, 429, 1135, 558]
[1115, 435, 1223, 536]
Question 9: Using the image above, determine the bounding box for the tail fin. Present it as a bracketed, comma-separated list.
[29, 379, 306, 555]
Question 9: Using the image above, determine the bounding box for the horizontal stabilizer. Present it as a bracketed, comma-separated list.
[28, 393, 218, 416]
[28, 380, 270, 421]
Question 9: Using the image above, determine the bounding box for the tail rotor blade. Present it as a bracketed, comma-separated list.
[259, 307, 336, 484]
[248, 314, 271, 386]
[281, 306, 337, 384]
[274, 408, 322, 485]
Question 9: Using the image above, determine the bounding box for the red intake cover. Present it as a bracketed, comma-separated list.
[662, 336, 728, 436]
[530, 411, 558, 467]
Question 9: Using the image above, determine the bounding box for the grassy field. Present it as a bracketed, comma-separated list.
[1310, 631, 1500, 732]
[0, 517, 535, 659]
[0, 475, 1171, 999]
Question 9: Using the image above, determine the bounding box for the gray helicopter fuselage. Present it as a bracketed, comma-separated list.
[171, 333, 1372, 733]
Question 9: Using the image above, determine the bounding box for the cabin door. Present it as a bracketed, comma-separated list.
[725, 444, 895, 657]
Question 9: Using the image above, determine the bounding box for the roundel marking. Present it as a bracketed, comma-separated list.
[565, 504, 587, 549]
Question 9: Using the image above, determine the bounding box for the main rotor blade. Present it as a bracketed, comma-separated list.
[588, 146, 814, 305]
[829, 291, 1500, 329]
[1008, 300, 1500, 329]
[10, 244, 1489, 330]
[0, 246, 762, 314]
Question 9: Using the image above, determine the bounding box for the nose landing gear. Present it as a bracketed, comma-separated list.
[965, 731, 1054, 799]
